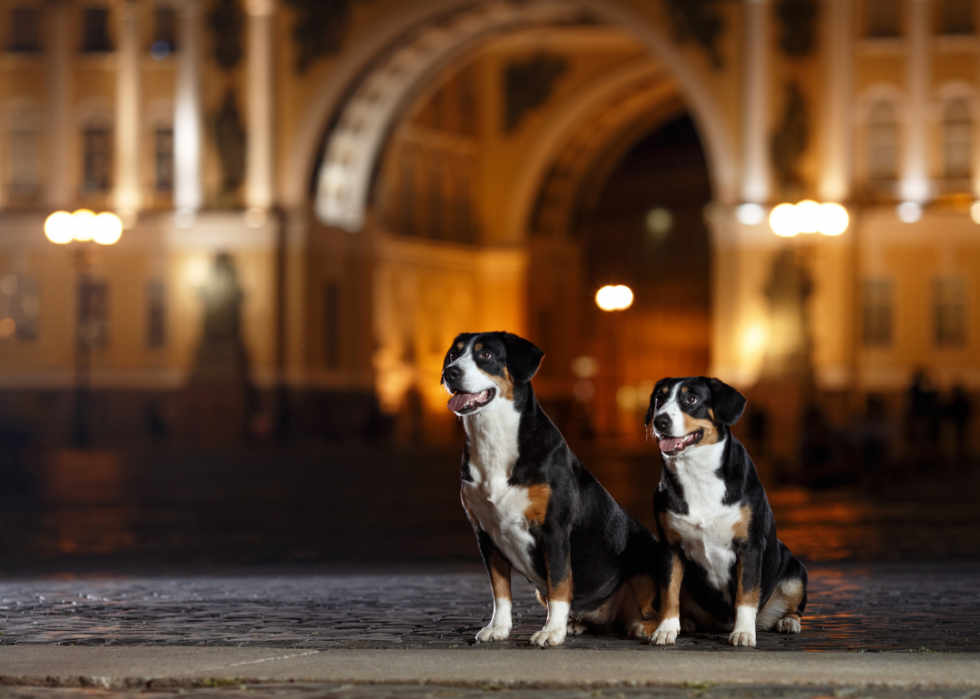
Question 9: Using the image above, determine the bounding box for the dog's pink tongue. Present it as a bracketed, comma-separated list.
[659, 436, 685, 453]
[447, 392, 477, 412]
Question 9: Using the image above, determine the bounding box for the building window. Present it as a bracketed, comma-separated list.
[8, 127, 40, 198]
[155, 128, 174, 191]
[942, 0, 974, 34]
[943, 98, 972, 180]
[147, 280, 166, 349]
[0, 273, 39, 342]
[82, 127, 112, 194]
[150, 6, 177, 59]
[81, 7, 112, 53]
[934, 277, 967, 347]
[866, 0, 900, 37]
[862, 279, 893, 347]
[7, 7, 41, 52]
[324, 281, 340, 368]
[868, 101, 898, 182]
[78, 278, 109, 349]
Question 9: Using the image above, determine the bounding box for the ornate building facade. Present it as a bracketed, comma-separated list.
[0, 0, 977, 454]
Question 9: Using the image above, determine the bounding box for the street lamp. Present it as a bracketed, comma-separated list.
[767, 200, 849, 238]
[43, 209, 124, 448]
[595, 284, 634, 311]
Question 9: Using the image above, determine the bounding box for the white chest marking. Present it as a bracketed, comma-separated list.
[665, 439, 740, 595]
[461, 398, 545, 589]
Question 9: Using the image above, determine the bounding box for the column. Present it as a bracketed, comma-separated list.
[818, 0, 854, 203]
[114, 0, 141, 218]
[245, 0, 275, 214]
[174, 0, 203, 216]
[45, 0, 71, 208]
[902, 0, 930, 203]
[741, 0, 771, 204]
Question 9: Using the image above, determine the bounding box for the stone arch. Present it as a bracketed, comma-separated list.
[282, 0, 738, 225]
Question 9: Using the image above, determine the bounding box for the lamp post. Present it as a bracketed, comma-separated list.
[595, 284, 633, 437]
[44, 209, 123, 448]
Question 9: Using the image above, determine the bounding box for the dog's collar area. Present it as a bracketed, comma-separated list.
[448, 388, 497, 415]
[658, 428, 703, 455]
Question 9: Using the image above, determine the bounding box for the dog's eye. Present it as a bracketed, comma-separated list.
[685, 394, 698, 404]
[480, 350, 492, 360]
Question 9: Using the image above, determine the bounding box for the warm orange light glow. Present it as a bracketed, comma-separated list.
[595, 285, 634, 311]
[44, 211, 75, 244]
[819, 203, 849, 236]
[769, 203, 800, 237]
[71, 209, 97, 241]
[92, 212, 123, 245]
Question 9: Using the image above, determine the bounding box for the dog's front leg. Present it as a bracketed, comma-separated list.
[530, 541, 572, 647]
[729, 546, 763, 647]
[648, 550, 684, 645]
[474, 531, 513, 642]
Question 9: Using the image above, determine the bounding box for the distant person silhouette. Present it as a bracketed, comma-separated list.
[945, 385, 973, 469]
[907, 370, 939, 470]
[856, 394, 892, 480]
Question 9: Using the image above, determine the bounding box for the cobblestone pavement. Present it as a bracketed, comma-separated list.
[0, 563, 977, 653]
[1, 684, 979, 699]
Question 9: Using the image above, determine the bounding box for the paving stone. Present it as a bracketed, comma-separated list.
[0, 563, 977, 653]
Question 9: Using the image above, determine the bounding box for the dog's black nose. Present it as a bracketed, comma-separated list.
[443, 366, 462, 384]
[653, 414, 672, 433]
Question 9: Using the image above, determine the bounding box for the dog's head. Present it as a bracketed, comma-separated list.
[644, 377, 746, 457]
[441, 332, 544, 416]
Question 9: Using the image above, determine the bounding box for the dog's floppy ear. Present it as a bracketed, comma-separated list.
[708, 378, 746, 426]
[502, 332, 544, 383]
[645, 378, 672, 426]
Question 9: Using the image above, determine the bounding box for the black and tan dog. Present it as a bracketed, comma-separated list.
[442, 331, 662, 646]
[644, 377, 807, 647]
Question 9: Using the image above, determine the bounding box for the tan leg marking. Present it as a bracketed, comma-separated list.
[643, 554, 684, 644]
[535, 589, 548, 609]
[524, 484, 551, 525]
[735, 557, 761, 610]
[658, 510, 682, 546]
[489, 548, 512, 601]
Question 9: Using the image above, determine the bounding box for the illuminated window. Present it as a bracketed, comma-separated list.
[155, 128, 174, 192]
[862, 279, 892, 347]
[866, 0, 900, 37]
[147, 280, 166, 349]
[0, 273, 39, 342]
[82, 127, 112, 194]
[151, 5, 177, 57]
[943, 98, 972, 180]
[9, 127, 40, 198]
[942, 0, 974, 34]
[78, 278, 109, 349]
[868, 101, 898, 182]
[324, 281, 340, 368]
[81, 7, 112, 53]
[934, 277, 967, 347]
[7, 7, 41, 52]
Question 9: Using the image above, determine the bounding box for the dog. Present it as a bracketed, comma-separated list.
[644, 377, 807, 647]
[442, 331, 662, 646]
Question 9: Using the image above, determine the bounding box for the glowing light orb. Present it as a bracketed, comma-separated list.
[818, 203, 849, 236]
[595, 285, 634, 311]
[44, 211, 75, 244]
[92, 212, 123, 245]
[769, 203, 800, 237]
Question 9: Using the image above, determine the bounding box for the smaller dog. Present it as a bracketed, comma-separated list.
[442, 332, 662, 646]
[645, 377, 807, 647]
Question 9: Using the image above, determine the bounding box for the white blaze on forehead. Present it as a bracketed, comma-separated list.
[654, 382, 686, 438]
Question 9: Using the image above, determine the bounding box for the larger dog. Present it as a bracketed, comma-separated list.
[644, 377, 807, 647]
[442, 331, 661, 646]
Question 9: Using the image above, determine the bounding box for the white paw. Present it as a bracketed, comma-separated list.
[649, 617, 681, 646]
[680, 618, 697, 634]
[729, 629, 756, 647]
[776, 617, 801, 634]
[530, 626, 567, 647]
[566, 620, 587, 636]
[475, 624, 511, 642]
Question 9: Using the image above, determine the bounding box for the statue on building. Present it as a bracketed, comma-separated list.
[761, 249, 813, 383]
[214, 90, 246, 206]
[184, 254, 252, 444]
